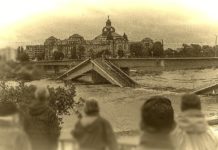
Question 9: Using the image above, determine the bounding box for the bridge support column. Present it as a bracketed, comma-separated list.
[91, 71, 108, 84]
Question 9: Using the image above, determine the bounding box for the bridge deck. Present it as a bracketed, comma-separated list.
[193, 83, 218, 95]
[57, 58, 138, 87]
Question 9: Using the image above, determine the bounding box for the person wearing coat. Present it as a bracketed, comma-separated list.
[25, 86, 60, 150]
[0, 101, 32, 150]
[72, 99, 118, 150]
[172, 93, 218, 150]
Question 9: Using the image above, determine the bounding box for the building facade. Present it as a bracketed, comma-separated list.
[24, 17, 156, 60]
[26, 45, 45, 60]
[25, 17, 130, 60]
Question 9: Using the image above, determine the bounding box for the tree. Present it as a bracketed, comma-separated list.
[129, 43, 143, 57]
[16, 46, 29, 62]
[19, 52, 29, 62]
[88, 49, 95, 59]
[164, 48, 178, 57]
[95, 49, 111, 58]
[150, 41, 164, 57]
[36, 52, 45, 61]
[71, 47, 77, 59]
[77, 46, 86, 59]
[178, 44, 202, 57]
[190, 44, 201, 57]
[53, 51, 64, 60]
[0, 81, 84, 128]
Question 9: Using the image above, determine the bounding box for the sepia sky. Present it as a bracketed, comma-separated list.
[1, 0, 218, 49]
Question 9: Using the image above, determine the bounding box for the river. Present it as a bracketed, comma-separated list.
[24, 68, 218, 140]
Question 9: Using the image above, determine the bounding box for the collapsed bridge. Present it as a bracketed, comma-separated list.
[57, 58, 138, 88]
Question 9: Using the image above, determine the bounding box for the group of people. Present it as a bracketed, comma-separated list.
[72, 94, 218, 150]
[0, 85, 217, 150]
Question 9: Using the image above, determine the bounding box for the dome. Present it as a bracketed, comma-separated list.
[44, 36, 58, 45]
[68, 34, 85, 42]
[69, 34, 84, 39]
[141, 37, 153, 43]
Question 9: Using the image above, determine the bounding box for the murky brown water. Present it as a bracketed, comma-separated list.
[26, 68, 218, 139]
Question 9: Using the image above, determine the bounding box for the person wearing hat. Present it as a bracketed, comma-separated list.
[25, 85, 60, 150]
[0, 101, 32, 150]
[72, 99, 118, 150]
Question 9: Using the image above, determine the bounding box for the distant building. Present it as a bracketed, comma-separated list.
[26, 45, 44, 59]
[90, 16, 129, 55]
[141, 37, 153, 49]
[24, 17, 129, 60]
[0, 47, 16, 61]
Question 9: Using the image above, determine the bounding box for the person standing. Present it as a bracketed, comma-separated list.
[138, 96, 176, 150]
[25, 86, 60, 150]
[172, 93, 218, 150]
[0, 101, 31, 150]
[72, 99, 118, 150]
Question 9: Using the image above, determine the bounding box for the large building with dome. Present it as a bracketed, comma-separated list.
[26, 17, 153, 60]
[26, 17, 129, 60]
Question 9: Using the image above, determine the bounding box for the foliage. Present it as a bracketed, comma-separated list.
[71, 47, 77, 59]
[53, 51, 64, 60]
[129, 43, 143, 57]
[150, 41, 164, 57]
[164, 48, 178, 57]
[0, 61, 44, 81]
[88, 49, 95, 59]
[16, 46, 29, 62]
[0, 81, 84, 126]
[77, 46, 86, 59]
[36, 52, 45, 61]
[95, 49, 112, 58]
[202, 45, 215, 57]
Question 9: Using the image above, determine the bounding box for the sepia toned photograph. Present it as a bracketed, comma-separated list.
[0, 0, 218, 150]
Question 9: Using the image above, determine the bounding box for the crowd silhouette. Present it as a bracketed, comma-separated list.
[0, 85, 217, 150]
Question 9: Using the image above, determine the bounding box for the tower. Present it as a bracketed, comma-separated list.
[102, 16, 115, 36]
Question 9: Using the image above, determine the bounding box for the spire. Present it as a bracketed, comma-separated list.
[123, 33, 128, 41]
[106, 15, 111, 26]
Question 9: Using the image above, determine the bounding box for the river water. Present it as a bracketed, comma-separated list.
[25, 68, 218, 140]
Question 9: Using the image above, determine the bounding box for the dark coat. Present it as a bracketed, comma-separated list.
[0, 119, 31, 150]
[72, 116, 118, 150]
[25, 104, 60, 150]
[138, 131, 174, 150]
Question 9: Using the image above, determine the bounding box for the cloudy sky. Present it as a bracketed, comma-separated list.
[1, 0, 218, 49]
